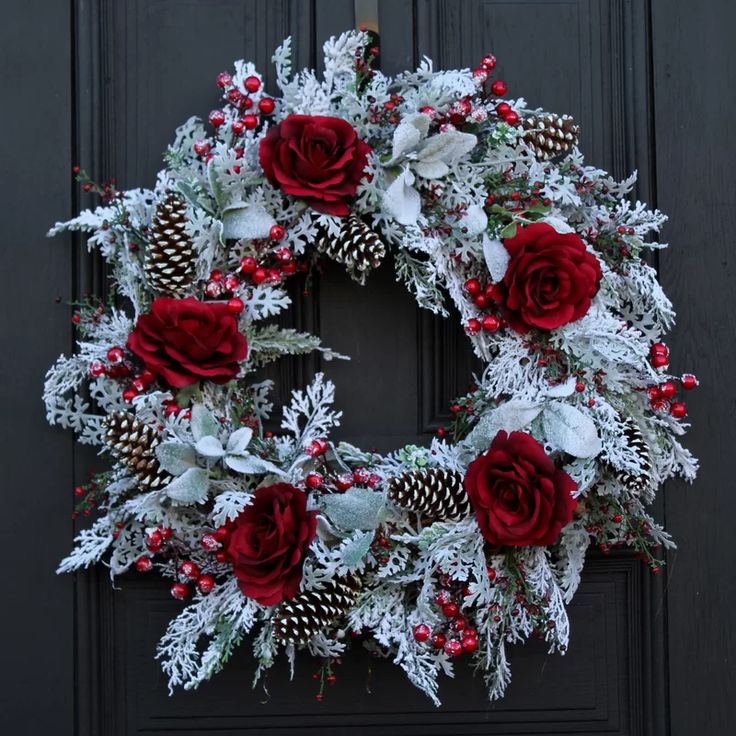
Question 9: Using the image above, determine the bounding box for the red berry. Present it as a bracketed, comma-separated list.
[89, 360, 106, 378]
[224, 274, 240, 291]
[197, 574, 215, 595]
[480, 54, 496, 70]
[464, 278, 481, 296]
[575, 380, 585, 392]
[442, 602, 459, 618]
[306, 472, 324, 490]
[244, 75, 261, 93]
[170, 583, 190, 601]
[334, 473, 353, 491]
[252, 267, 268, 285]
[659, 381, 677, 399]
[215, 550, 228, 563]
[650, 354, 669, 369]
[208, 110, 226, 127]
[306, 438, 329, 457]
[242, 114, 258, 129]
[258, 97, 275, 114]
[413, 624, 431, 642]
[226, 297, 244, 315]
[326, 674, 337, 685]
[214, 525, 230, 543]
[431, 633, 446, 649]
[461, 635, 478, 653]
[146, 529, 163, 552]
[650, 342, 669, 357]
[227, 88, 243, 105]
[193, 140, 210, 157]
[353, 468, 370, 485]
[495, 102, 511, 117]
[231, 120, 245, 135]
[240, 256, 257, 274]
[216, 72, 232, 89]
[452, 616, 467, 632]
[200, 533, 220, 551]
[473, 293, 488, 309]
[434, 590, 453, 606]
[135, 556, 153, 573]
[179, 560, 201, 581]
[681, 373, 698, 390]
[647, 385, 662, 401]
[444, 639, 463, 657]
[466, 318, 482, 335]
[504, 110, 519, 126]
[122, 387, 138, 403]
[491, 80, 508, 96]
[612, 514, 623, 523]
[482, 314, 500, 332]
[269, 224, 286, 241]
[107, 346, 125, 364]
[74, 485, 84, 497]
[670, 402, 687, 419]
[487, 566, 497, 582]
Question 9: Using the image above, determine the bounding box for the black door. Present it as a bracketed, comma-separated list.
[2, 1, 734, 734]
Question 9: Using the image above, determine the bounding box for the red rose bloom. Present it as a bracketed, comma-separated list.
[127, 297, 247, 389]
[226, 483, 318, 606]
[500, 222, 602, 332]
[464, 430, 577, 547]
[259, 114, 371, 216]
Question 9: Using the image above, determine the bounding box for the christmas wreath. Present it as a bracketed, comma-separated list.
[48, 31, 698, 704]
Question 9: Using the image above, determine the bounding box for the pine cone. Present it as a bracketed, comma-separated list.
[144, 193, 196, 296]
[273, 575, 362, 645]
[388, 468, 471, 521]
[104, 412, 171, 489]
[522, 113, 579, 160]
[316, 214, 386, 284]
[606, 416, 652, 495]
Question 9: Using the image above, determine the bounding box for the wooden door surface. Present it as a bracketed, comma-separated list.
[1, 1, 734, 734]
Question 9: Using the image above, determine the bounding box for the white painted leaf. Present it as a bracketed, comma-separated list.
[322, 487, 385, 531]
[221, 202, 275, 240]
[482, 233, 509, 283]
[155, 442, 197, 476]
[226, 426, 254, 455]
[165, 467, 210, 504]
[544, 376, 577, 398]
[414, 130, 477, 178]
[460, 204, 488, 236]
[542, 402, 602, 458]
[382, 168, 421, 226]
[195, 435, 226, 458]
[413, 159, 450, 179]
[224, 453, 284, 476]
[190, 405, 219, 442]
[542, 215, 575, 234]
[339, 530, 374, 568]
[390, 113, 430, 161]
[466, 400, 543, 450]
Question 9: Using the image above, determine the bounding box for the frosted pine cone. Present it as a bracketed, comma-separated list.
[104, 412, 170, 489]
[522, 114, 579, 160]
[605, 416, 653, 495]
[144, 193, 196, 296]
[273, 575, 362, 645]
[388, 468, 471, 521]
[317, 214, 386, 284]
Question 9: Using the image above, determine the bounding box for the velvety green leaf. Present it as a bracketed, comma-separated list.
[165, 467, 210, 504]
[195, 435, 226, 458]
[190, 404, 219, 442]
[155, 442, 197, 476]
[322, 487, 385, 531]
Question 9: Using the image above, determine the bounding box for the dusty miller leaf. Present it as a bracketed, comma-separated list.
[165, 467, 210, 504]
[542, 402, 602, 458]
[191, 405, 219, 442]
[155, 442, 197, 476]
[321, 487, 385, 531]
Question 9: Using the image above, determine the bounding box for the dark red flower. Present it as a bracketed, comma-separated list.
[259, 114, 371, 216]
[226, 483, 317, 606]
[464, 430, 577, 547]
[127, 297, 247, 389]
[500, 223, 602, 332]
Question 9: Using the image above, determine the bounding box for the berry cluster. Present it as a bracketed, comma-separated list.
[463, 277, 505, 335]
[303, 437, 380, 493]
[646, 342, 697, 419]
[413, 574, 478, 657]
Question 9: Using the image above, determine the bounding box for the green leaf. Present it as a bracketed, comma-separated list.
[155, 442, 197, 476]
[165, 467, 210, 504]
[224, 454, 284, 476]
[499, 222, 519, 239]
[322, 487, 385, 531]
[191, 404, 219, 442]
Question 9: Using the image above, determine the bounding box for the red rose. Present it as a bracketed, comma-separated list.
[127, 297, 247, 389]
[226, 483, 317, 606]
[259, 114, 371, 216]
[500, 222, 602, 332]
[464, 430, 577, 547]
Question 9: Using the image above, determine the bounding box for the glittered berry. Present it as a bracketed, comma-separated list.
[193, 140, 210, 157]
[442, 602, 459, 618]
[413, 623, 431, 642]
[466, 318, 481, 335]
[681, 373, 698, 390]
[107, 346, 125, 364]
[306, 472, 324, 489]
[252, 267, 268, 285]
[575, 380, 585, 392]
[89, 360, 106, 378]
[444, 639, 463, 657]
[122, 387, 138, 403]
[240, 256, 257, 274]
[434, 590, 453, 606]
[216, 72, 232, 89]
[170, 582, 190, 601]
[491, 80, 508, 96]
[231, 120, 245, 135]
[214, 525, 230, 543]
[334, 473, 353, 491]
[179, 560, 201, 581]
[480, 54, 496, 70]
[200, 533, 220, 551]
[650, 354, 669, 369]
[242, 114, 258, 129]
[659, 381, 677, 399]
[208, 110, 226, 127]
[306, 438, 329, 457]
[196, 574, 215, 595]
[135, 556, 153, 573]
[431, 633, 446, 649]
[461, 635, 478, 653]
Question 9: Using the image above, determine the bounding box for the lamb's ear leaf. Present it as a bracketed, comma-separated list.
[465, 400, 543, 450]
[321, 487, 385, 531]
[542, 402, 602, 459]
[155, 442, 197, 476]
[190, 404, 219, 442]
[165, 467, 210, 505]
[194, 435, 226, 458]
